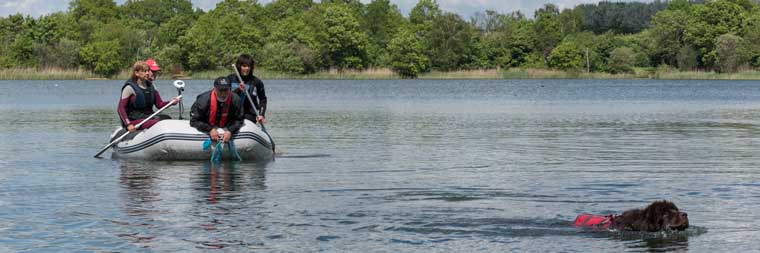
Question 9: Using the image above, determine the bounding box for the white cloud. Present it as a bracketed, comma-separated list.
[0, 0, 61, 17]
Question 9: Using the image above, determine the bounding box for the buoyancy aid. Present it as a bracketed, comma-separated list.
[122, 79, 155, 112]
[574, 214, 616, 229]
[229, 75, 256, 105]
[209, 89, 231, 127]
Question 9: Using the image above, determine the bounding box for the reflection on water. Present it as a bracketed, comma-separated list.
[115, 161, 270, 250]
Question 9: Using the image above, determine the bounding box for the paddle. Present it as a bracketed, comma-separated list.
[94, 95, 182, 158]
[232, 64, 276, 155]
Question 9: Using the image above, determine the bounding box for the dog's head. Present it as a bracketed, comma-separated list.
[643, 200, 689, 231]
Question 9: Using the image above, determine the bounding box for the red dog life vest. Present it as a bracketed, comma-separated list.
[574, 214, 615, 229]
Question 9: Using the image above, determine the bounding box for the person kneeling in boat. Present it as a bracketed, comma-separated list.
[118, 61, 178, 133]
[190, 77, 244, 143]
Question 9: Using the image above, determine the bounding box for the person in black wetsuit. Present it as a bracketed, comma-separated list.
[228, 54, 267, 124]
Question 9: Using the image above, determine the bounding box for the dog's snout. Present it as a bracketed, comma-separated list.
[680, 212, 687, 217]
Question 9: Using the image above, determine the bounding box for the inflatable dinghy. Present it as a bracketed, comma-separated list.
[108, 119, 273, 161]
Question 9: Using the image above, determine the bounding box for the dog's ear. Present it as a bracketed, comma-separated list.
[644, 201, 668, 231]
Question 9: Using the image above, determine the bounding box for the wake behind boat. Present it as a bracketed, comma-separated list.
[108, 119, 273, 161]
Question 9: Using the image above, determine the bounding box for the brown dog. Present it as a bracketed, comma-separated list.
[574, 200, 689, 232]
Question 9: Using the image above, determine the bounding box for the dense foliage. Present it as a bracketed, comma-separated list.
[1, 0, 759, 78]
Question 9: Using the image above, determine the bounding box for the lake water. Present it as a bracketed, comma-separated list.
[1, 79, 759, 252]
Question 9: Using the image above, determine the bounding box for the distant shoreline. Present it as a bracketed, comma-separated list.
[2, 67, 760, 81]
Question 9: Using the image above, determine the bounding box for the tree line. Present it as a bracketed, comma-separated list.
[0, 0, 759, 78]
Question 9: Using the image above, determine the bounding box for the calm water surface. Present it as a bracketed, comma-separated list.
[1, 79, 759, 252]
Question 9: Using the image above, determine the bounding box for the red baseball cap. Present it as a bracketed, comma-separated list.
[146, 58, 160, 71]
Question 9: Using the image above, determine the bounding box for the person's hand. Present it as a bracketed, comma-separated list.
[257, 115, 266, 124]
[127, 124, 136, 132]
[209, 128, 219, 141]
[222, 131, 232, 143]
[170, 96, 180, 105]
[238, 82, 246, 91]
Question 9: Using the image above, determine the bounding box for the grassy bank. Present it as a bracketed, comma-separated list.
[3, 67, 760, 80]
[0, 68, 102, 80]
[188, 68, 502, 80]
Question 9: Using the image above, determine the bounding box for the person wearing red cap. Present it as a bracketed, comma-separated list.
[145, 58, 160, 82]
[118, 61, 178, 132]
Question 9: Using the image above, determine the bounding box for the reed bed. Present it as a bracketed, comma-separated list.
[3, 67, 760, 81]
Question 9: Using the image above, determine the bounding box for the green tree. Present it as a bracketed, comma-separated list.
[533, 4, 562, 64]
[80, 39, 121, 76]
[480, 11, 538, 68]
[427, 13, 478, 70]
[2, 16, 39, 67]
[547, 39, 584, 70]
[576, 1, 667, 34]
[363, 0, 405, 67]
[716, 33, 746, 72]
[9, 33, 36, 67]
[267, 15, 320, 72]
[471, 10, 504, 35]
[14, 12, 81, 69]
[181, 0, 265, 70]
[260, 41, 306, 74]
[36, 12, 80, 44]
[616, 32, 651, 67]
[676, 45, 698, 71]
[648, 8, 690, 66]
[310, 3, 369, 69]
[120, 0, 194, 26]
[155, 14, 196, 47]
[388, 29, 429, 78]
[153, 9, 200, 70]
[155, 44, 183, 73]
[608, 47, 635, 73]
[69, 0, 119, 46]
[667, 0, 691, 11]
[558, 8, 583, 36]
[76, 19, 140, 74]
[742, 8, 760, 67]
[0, 15, 24, 68]
[409, 0, 440, 27]
[547, 32, 615, 72]
[322, 0, 365, 18]
[592, 32, 626, 72]
[264, 0, 314, 21]
[69, 0, 118, 23]
[685, 0, 748, 69]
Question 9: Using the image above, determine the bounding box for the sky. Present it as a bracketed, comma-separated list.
[0, 0, 654, 18]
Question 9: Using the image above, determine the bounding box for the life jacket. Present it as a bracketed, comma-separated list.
[230, 74, 257, 105]
[574, 214, 615, 229]
[122, 79, 155, 113]
[209, 89, 231, 127]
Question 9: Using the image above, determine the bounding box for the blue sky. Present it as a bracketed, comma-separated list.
[1, 0, 653, 18]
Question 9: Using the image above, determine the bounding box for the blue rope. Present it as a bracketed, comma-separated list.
[211, 141, 224, 161]
[228, 139, 242, 161]
[202, 137, 242, 162]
